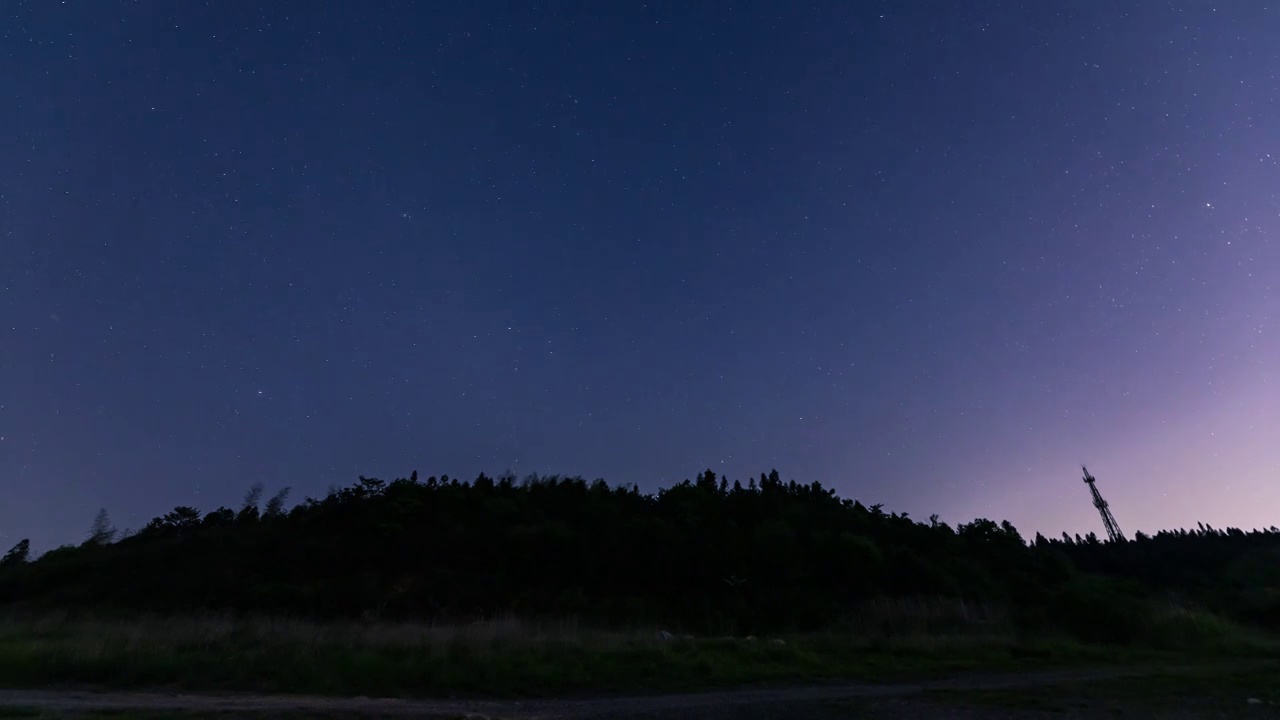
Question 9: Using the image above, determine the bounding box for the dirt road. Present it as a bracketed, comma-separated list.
[4, 665, 1264, 719]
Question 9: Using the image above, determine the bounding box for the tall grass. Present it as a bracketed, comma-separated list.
[0, 612, 640, 652]
[0, 599, 1269, 698]
[842, 597, 1009, 637]
[1140, 600, 1274, 653]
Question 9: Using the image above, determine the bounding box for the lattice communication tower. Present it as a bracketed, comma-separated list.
[1081, 466, 1125, 542]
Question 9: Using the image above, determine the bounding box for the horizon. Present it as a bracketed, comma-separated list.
[11, 463, 1275, 556]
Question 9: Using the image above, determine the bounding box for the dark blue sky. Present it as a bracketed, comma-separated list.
[4, 2, 1278, 552]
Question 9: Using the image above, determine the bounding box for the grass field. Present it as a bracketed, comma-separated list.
[0, 615, 1073, 697]
[0, 599, 1273, 699]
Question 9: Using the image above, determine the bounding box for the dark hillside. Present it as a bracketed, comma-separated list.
[2, 469, 1277, 639]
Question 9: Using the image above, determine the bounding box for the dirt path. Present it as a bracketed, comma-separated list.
[0, 666, 1211, 719]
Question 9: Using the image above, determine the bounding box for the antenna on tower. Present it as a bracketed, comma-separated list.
[1081, 466, 1125, 542]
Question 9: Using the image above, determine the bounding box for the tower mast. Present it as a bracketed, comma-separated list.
[1081, 466, 1125, 542]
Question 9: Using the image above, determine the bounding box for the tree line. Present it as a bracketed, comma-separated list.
[1, 469, 1277, 638]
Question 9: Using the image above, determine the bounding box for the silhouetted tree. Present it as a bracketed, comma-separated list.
[264, 487, 291, 518]
[1, 539, 29, 566]
[144, 506, 202, 534]
[87, 508, 116, 545]
[239, 483, 264, 522]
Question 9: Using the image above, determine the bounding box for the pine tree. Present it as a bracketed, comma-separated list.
[87, 508, 116, 545]
[1, 539, 30, 566]
[239, 483, 264, 522]
[264, 487, 291, 518]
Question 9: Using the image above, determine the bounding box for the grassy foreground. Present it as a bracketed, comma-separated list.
[0, 601, 1274, 698]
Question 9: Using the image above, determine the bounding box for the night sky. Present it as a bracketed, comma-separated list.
[4, 3, 1277, 553]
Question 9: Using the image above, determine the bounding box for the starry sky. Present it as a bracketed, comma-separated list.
[3, 2, 1277, 552]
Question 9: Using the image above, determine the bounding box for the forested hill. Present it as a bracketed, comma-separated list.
[2, 470, 1277, 637]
